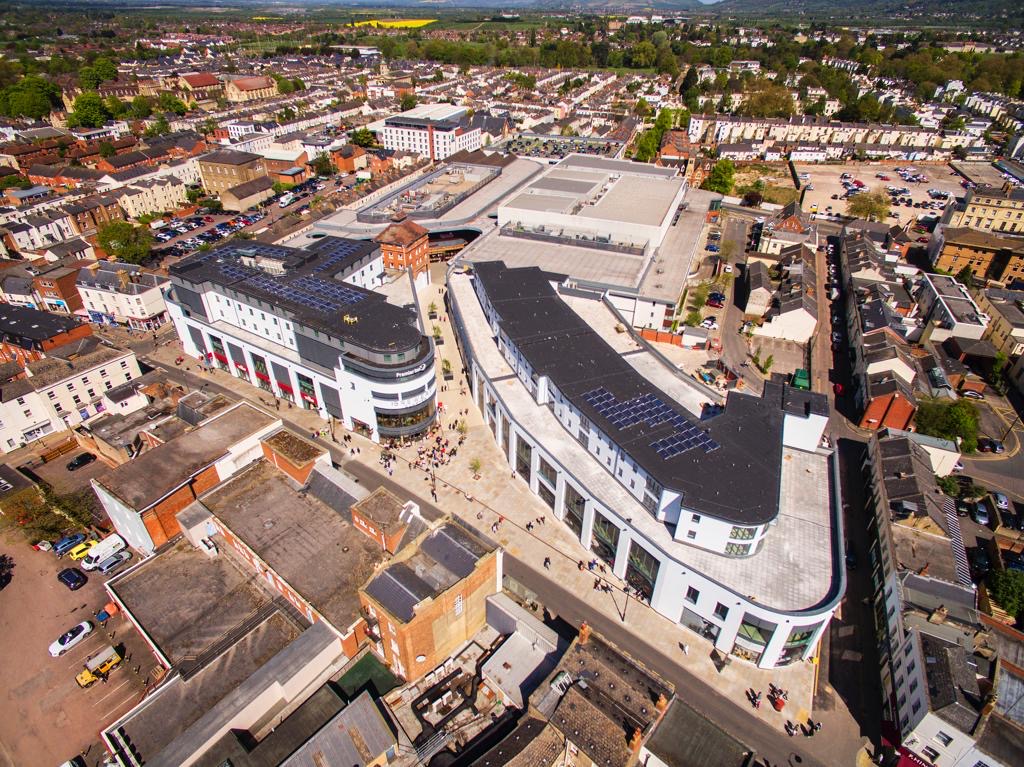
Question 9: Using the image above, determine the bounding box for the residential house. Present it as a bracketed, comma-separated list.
[330, 143, 368, 174]
[32, 262, 86, 314]
[63, 194, 126, 234]
[0, 304, 92, 366]
[177, 72, 223, 102]
[76, 261, 170, 329]
[752, 245, 819, 343]
[757, 202, 816, 256]
[114, 176, 188, 219]
[744, 260, 773, 316]
[930, 227, 1024, 284]
[197, 149, 267, 196]
[976, 288, 1024, 358]
[946, 182, 1024, 235]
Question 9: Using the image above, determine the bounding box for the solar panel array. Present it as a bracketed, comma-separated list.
[582, 386, 719, 459]
[310, 238, 365, 274]
[292, 275, 366, 308]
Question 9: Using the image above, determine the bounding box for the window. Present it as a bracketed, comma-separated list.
[72, 395, 81, 405]
[686, 586, 699, 604]
[120, 360, 128, 369]
[454, 594, 463, 616]
[921, 746, 939, 762]
[47, 391, 56, 400]
[714, 603, 729, 620]
[686, 530, 696, 540]
[934, 732, 953, 747]
[16, 396, 25, 406]
[691, 514, 701, 523]
[911, 700, 921, 715]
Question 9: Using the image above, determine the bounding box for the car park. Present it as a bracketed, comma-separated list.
[57, 568, 87, 590]
[48, 621, 94, 657]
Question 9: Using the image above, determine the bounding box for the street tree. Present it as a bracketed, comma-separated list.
[846, 189, 891, 221]
[701, 159, 736, 195]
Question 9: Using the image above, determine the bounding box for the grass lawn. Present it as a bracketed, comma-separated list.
[761, 185, 801, 205]
[337, 653, 400, 699]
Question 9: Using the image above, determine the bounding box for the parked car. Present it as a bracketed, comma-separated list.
[67, 541, 97, 561]
[973, 502, 991, 526]
[66, 453, 96, 471]
[53, 533, 87, 556]
[960, 390, 984, 400]
[952, 460, 964, 472]
[705, 244, 720, 252]
[993, 492, 1010, 511]
[57, 568, 87, 590]
[970, 547, 991, 579]
[707, 299, 724, 309]
[978, 437, 1005, 454]
[97, 550, 133, 576]
[49, 621, 94, 657]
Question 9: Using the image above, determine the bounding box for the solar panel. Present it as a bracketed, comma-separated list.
[583, 386, 719, 459]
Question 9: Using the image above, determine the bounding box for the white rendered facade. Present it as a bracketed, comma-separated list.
[448, 267, 844, 669]
[167, 240, 437, 442]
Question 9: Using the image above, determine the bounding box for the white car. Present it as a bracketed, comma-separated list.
[722, 264, 733, 274]
[49, 621, 94, 657]
[701, 320, 719, 331]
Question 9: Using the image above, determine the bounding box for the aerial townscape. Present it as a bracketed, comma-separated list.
[3, 1, 1024, 766]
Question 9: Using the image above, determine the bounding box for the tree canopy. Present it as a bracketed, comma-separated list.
[97, 221, 152, 264]
[914, 398, 979, 453]
[67, 91, 110, 128]
[988, 570, 1024, 621]
[846, 190, 891, 222]
[701, 159, 736, 195]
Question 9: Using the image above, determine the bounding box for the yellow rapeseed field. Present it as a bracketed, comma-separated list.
[354, 19, 436, 29]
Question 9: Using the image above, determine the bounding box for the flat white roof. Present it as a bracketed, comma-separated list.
[449, 272, 836, 613]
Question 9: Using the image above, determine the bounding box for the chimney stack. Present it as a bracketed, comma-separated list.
[578, 622, 591, 645]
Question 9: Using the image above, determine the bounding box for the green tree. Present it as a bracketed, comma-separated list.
[98, 141, 115, 158]
[739, 82, 796, 118]
[629, 41, 658, 69]
[104, 96, 127, 118]
[988, 570, 1024, 620]
[679, 65, 699, 95]
[78, 66, 101, 91]
[0, 76, 61, 119]
[199, 117, 218, 138]
[400, 93, 418, 111]
[846, 190, 891, 222]
[97, 221, 152, 264]
[701, 159, 736, 195]
[144, 114, 170, 137]
[67, 91, 110, 129]
[350, 127, 375, 147]
[129, 95, 153, 119]
[955, 266, 976, 289]
[914, 399, 979, 453]
[157, 92, 187, 116]
[91, 57, 118, 83]
[310, 152, 334, 177]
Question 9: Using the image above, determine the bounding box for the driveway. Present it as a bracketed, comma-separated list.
[0, 532, 155, 767]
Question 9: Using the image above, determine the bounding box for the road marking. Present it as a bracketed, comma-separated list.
[100, 690, 144, 722]
[92, 677, 133, 706]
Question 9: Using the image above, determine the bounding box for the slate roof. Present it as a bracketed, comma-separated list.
[920, 632, 983, 733]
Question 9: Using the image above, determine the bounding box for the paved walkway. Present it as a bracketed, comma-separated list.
[141, 276, 870, 765]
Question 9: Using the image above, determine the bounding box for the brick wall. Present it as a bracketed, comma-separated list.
[141, 464, 221, 548]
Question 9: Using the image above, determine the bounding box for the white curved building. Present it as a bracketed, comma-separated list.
[166, 237, 436, 441]
[448, 261, 845, 668]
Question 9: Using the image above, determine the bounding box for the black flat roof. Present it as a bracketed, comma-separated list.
[0, 303, 82, 340]
[473, 262, 787, 526]
[169, 237, 423, 355]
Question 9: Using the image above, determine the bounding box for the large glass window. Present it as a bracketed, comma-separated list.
[729, 525, 757, 540]
[725, 542, 752, 557]
[591, 512, 619, 566]
[500, 414, 510, 458]
[297, 373, 317, 409]
[625, 541, 660, 602]
[515, 437, 532, 481]
[563, 483, 585, 539]
[538, 456, 557, 488]
[376, 402, 435, 431]
[738, 615, 777, 647]
[538, 483, 555, 510]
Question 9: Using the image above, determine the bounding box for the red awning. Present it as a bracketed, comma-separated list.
[897, 748, 931, 767]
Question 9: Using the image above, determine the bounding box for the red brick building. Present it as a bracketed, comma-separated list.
[374, 215, 429, 279]
[0, 304, 93, 367]
[359, 521, 499, 681]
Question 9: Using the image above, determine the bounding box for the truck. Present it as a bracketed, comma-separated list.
[81, 534, 126, 571]
[278, 192, 296, 208]
[76, 645, 122, 688]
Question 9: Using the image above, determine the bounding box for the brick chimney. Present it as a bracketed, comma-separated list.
[655, 693, 669, 713]
[629, 726, 643, 752]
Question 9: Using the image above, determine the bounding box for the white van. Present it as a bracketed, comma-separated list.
[81, 534, 126, 571]
[279, 192, 296, 208]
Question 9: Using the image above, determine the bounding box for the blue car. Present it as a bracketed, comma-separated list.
[57, 568, 88, 591]
[53, 533, 87, 557]
[706, 244, 720, 252]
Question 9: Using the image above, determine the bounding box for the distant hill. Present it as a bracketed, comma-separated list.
[709, 0, 1021, 23]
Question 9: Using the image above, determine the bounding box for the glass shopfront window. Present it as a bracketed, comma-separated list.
[563, 483, 585, 539]
[591, 511, 619, 566]
[376, 401, 435, 431]
[738, 614, 777, 647]
[538, 456, 557, 488]
[625, 541, 660, 602]
[297, 373, 317, 410]
[515, 437, 532, 482]
[538, 483, 555, 510]
[251, 354, 273, 392]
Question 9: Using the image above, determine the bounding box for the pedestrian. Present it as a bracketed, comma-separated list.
[491, 523, 498, 534]
[526, 522, 534, 531]
[578, 560, 585, 571]
[539, 516, 546, 525]
[593, 578, 600, 590]
[543, 557, 551, 569]
[681, 644, 689, 655]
